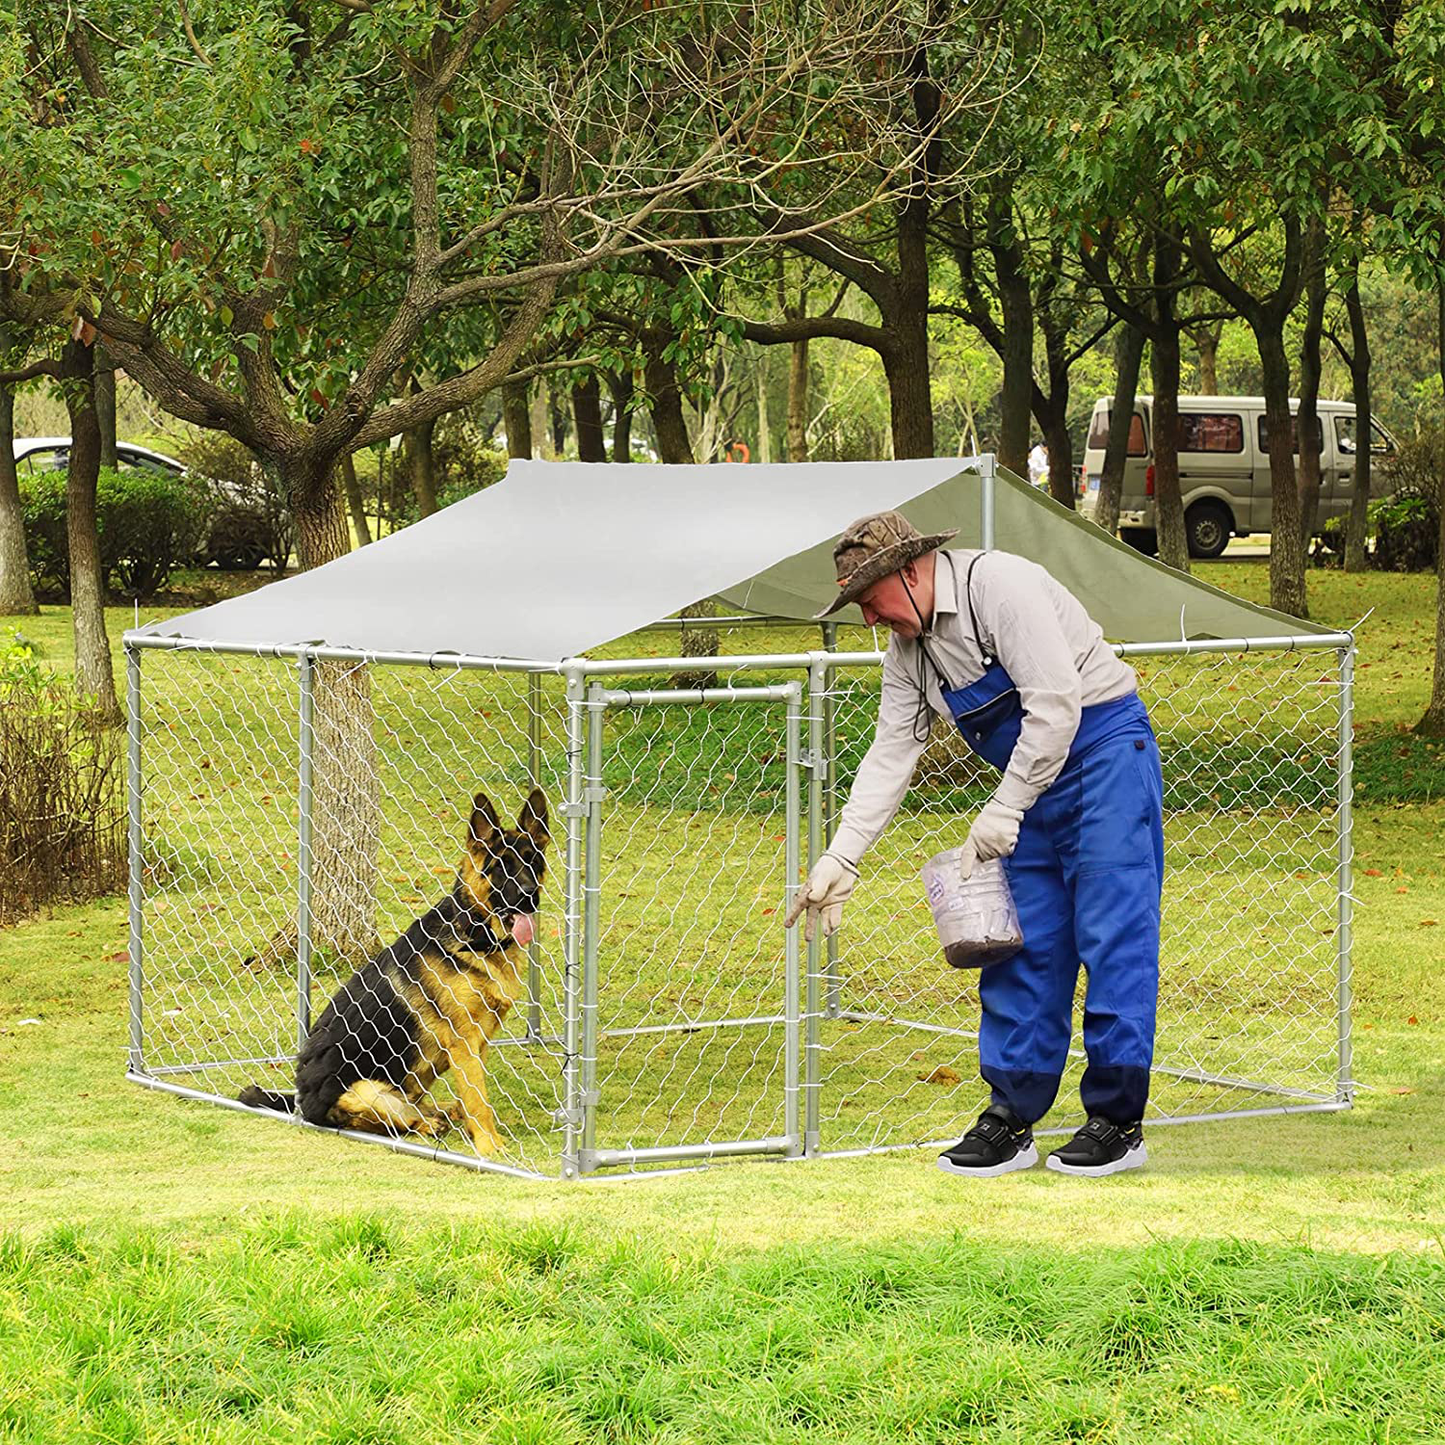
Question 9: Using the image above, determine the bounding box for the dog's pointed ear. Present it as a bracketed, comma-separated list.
[519, 788, 549, 849]
[467, 793, 501, 853]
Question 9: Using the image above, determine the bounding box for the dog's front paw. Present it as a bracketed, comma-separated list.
[463, 1119, 505, 1157]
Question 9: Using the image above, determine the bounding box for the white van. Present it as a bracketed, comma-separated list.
[1078, 395, 1397, 557]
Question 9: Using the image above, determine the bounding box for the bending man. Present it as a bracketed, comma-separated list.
[784, 511, 1164, 1178]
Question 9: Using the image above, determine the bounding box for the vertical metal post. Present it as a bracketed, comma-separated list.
[820, 622, 841, 1019]
[561, 664, 587, 1178]
[580, 683, 605, 1173]
[980, 451, 997, 551]
[526, 669, 543, 1043]
[804, 658, 826, 1155]
[125, 644, 145, 1075]
[784, 682, 803, 1154]
[1335, 642, 1355, 1104]
[296, 651, 315, 1053]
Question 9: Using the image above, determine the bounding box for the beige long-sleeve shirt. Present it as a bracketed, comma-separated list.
[829, 548, 1138, 865]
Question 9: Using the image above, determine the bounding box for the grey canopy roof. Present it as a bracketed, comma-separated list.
[136, 457, 1329, 660]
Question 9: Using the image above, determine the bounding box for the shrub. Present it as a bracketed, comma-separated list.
[389, 416, 508, 527]
[180, 434, 293, 572]
[1373, 428, 1441, 573]
[19, 466, 210, 600]
[0, 630, 126, 925]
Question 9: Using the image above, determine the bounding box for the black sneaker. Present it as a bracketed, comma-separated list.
[1045, 1117, 1147, 1177]
[937, 1105, 1038, 1178]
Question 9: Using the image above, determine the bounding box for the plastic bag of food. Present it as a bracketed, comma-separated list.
[920, 848, 1024, 969]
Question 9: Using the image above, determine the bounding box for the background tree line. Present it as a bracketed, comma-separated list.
[3, 0, 1444, 741]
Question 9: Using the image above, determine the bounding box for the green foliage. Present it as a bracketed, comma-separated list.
[0, 628, 125, 925]
[1372, 428, 1442, 572]
[2, 1222, 1445, 1442]
[180, 434, 293, 572]
[19, 466, 210, 600]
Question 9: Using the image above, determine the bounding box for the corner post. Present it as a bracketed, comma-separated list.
[560, 663, 587, 1178]
[296, 650, 316, 1053]
[580, 681, 606, 1173]
[1336, 641, 1355, 1104]
[125, 642, 145, 1075]
[979, 451, 997, 551]
[804, 656, 828, 1156]
[784, 680, 803, 1154]
[526, 669, 544, 1043]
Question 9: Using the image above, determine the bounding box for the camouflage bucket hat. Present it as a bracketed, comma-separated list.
[814, 510, 959, 619]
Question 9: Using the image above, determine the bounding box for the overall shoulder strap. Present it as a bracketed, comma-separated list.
[964, 553, 995, 665]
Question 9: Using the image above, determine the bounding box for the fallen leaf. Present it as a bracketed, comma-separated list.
[917, 1066, 961, 1086]
[1420, 920, 1439, 928]
[1390, 1087, 1416, 1096]
[1407, 1016, 1418, 1025]
[104, 951, 127, 962]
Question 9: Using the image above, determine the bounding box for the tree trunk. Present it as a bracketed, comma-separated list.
[1296, 223, 1327, 546]
[1042, 409, 1074, 509]
[548, 386, 568, 458]
[340, 452, 372, 547]
[529, 387, 555, 460]
[572, 376, 606, 462]
[404, 417, 438, 518]
[503, 382, 532, 459]
[0, 348, 38, 615]
[644, 346, 694, 466]
[1342, 278, 1372, 573]
[606, 370, 634, 462]
[644, 346, 716, 684]
[264, 458, 381, 969]
[754, 351, 773, 465]
[786, 339, 810, 462]
[94, 345, 118, 471]
[1190, 322, 1222, 395]
[1257, 326, 1308, 618]
[1417, 266, 1445, 736]
[60, 339, 120, 724]
[1095, 321, 1145, 538]
[992, 215, 1033, 476]
[881, 324, 934, 459]
[1151, 326, 1190, 574]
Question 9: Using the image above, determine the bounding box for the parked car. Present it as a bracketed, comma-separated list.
[13, 436, 276, 570]
[1077, 396, 1398, 558]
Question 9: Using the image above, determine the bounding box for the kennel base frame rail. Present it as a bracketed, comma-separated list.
[123, 627, 1356, 1181]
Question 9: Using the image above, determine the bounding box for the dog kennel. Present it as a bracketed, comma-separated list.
[123, 457, 1356, 1179]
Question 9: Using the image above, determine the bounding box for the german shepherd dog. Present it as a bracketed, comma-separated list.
[240, 789, 548, 1156]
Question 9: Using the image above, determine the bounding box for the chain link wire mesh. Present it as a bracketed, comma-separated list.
[128, 636, 1349, 1179]
[130, 647, 575, 1177]
[813, 644, 1349, 1156]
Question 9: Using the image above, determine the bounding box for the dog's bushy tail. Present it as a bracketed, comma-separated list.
[239, 1085, 296, 1113]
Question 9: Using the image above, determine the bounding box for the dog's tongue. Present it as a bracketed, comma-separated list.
[510, 914, 535, 948]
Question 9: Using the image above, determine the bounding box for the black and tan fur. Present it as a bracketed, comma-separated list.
[240, 789, 548, 1156]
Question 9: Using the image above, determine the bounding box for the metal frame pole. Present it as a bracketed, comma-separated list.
[820, 622, 842, 1019]
[560, 664, 587, 1178]
[125, 644, 145, 1075]
[804, 658, 827, 1155]
[1336, 641, 1356, 1105]
[980, 451, 997, 551]
[296, 650, 315, 1053]
[580, 682, 606, 1173]
[784, 682, 803, 1155]
[526, 670, 543, 1043]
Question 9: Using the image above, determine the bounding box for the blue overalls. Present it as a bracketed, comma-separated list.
[927, 556, 1164, 1126]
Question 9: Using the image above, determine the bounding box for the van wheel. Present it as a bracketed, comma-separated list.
[1185, 502, 1233, 559]
[1119, 527, 1158, 557]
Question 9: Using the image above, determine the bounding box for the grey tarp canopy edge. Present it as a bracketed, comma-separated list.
[132, 457, 1330, 659]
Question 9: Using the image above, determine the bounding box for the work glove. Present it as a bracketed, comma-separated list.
[782, 852, 858, 943]
[958, 798, 1025, 879]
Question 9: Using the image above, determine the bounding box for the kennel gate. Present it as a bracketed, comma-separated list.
[123, 624, 1356, 1181]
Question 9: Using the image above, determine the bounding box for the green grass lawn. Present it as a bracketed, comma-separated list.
[3, 560, 1444, 1441]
